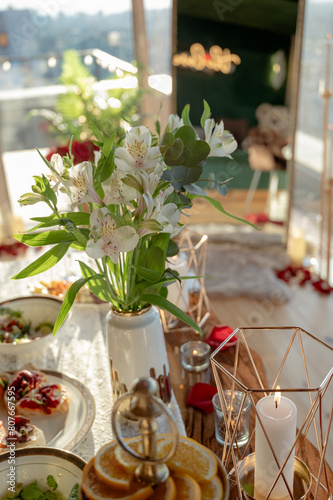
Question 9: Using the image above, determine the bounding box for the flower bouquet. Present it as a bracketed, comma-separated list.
[13, 101, 247, 335]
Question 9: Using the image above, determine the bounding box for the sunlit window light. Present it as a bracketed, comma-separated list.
[47, 57, 57, 68]
[148, 74, 172, 95]
[2, 60, 11, 71]
[84, 55, 93, 66]
[108, 97, 122, 108]
[93, 76, 138, 91]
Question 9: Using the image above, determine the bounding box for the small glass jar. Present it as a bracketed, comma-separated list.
[180, 340, 211, 372]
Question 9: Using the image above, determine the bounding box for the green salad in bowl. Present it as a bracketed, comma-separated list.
[0, 307, 53, 344]
[0, 296, 66, 355]
[1, 475, 79, 500]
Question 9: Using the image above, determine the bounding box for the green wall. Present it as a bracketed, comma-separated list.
[176, 15, 292, 129]
[176, 16, 291, 189]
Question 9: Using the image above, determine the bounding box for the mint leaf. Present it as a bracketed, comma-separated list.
[46, 476, 57, 491]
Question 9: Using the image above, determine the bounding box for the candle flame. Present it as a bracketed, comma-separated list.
[274, 386, 281, 408]
[192, 349, 198, 356]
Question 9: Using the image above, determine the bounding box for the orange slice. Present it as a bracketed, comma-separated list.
[159, 436, 218, 484]
[172, 472, 201, 500]
[114, 436, 143, 473]
[201, 475, 224, 500]
[115, 434, 173, 473]
[82, 458, 153, 500]
[148, 477, 176, 500]
[94, 441, 133, 490]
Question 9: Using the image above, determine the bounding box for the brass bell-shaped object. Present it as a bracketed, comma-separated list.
[111, 377, 179, 486]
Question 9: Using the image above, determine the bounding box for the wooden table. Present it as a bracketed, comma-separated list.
[164, 306, 333, 500]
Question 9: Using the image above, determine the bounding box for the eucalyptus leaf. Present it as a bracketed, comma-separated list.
[183, 140, 210, 167]
[172, 165, 203, 187]
[184, 183, 207, 196]
[217, 183, 228, 196]
[12, 243, 71, 279]
[164, 137, 184, 161]
[175, 125, 196, 149]
[165, 149, 190, 168]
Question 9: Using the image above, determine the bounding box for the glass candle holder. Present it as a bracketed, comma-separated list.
[212, 391, 251, 448]
[180, 340, 211, 372]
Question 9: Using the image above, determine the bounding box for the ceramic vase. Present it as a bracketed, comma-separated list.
[106, 306, 171, 402]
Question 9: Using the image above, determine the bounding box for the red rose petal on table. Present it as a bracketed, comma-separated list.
[186, 383, 218, 413]
[312, 279, 333, 295]
[205, 325, 237, 350]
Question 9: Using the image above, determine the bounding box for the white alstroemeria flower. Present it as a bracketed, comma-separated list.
[115, 126, 161, 173]
[204, 118, 237, 158]
[167, 114, 183, 132]
[142, 190, 180, 235]
[102, 170, 136, 205]
[47, 154, 65, 190]
[86, 208, 139, 264]
[62, 161, 103, 208]
[136, 164, 164, 195]
[94, 150, 102, 164]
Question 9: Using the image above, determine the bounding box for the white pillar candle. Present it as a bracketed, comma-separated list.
[254, 391, 297, 500]
[167, 254, 189, 312]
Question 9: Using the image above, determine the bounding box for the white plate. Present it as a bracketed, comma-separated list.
[0, 447, 86, 496]
[0, 370, 95, 451]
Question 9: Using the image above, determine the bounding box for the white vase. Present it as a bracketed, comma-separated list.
[106, 306, 171, 402]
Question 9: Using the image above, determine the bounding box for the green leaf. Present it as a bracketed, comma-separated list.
[184, 183, 207, 196]
[172, 165, 203, 190]
[21, 481, 43, 500]
[188, 194, 259, 228]
[147, 233, 170, 272]
[89, 122, 105, 142]
[140, 294, 202, 334]
[184, 140, 210, 167]
[164, 137, 184, 161]
[53, 276, 100, 334]
[14, 230, 76, 247]
[200, 99, 211, 128]
[29, 213, 90, 231]
[175, 125, 195, 149]
[79, 261, 114, 302]
[181, 104, 192, 126]
[12, 243, 71, 279]
[166, 239, 179, 257]
[164, 148, 190, 167]
[160, 131, 175, 154]
[46, 475, 58, 491]
[36, 148, 58, 178]
[68, 484, 80, 500]
[130, 265, 164, 283]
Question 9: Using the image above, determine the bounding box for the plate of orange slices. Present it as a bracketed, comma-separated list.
[81, 434, 229, 500]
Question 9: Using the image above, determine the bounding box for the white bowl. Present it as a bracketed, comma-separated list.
[0, 447, 85, 496]
[0, 295, 65, 355]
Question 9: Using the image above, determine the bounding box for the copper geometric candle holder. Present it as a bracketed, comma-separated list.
[160, 229, 211, 332]
[210, 326, 333, 499]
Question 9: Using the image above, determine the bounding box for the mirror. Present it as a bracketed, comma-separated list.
[174, 0, 303, 232]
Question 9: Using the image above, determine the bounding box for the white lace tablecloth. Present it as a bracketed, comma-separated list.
[0, 254, 186, 462]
